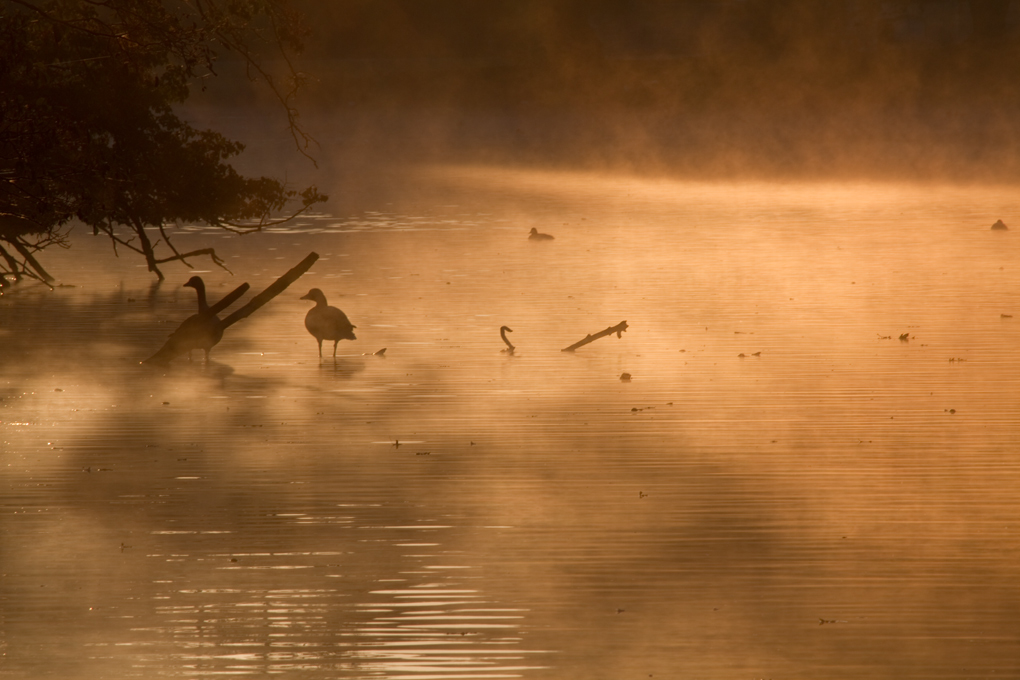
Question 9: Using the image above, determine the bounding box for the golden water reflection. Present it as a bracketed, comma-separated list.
[2, 171, 1020, 679]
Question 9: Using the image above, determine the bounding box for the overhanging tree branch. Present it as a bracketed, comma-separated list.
[0, 0, 327, 285]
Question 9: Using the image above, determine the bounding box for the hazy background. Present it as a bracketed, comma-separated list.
[197, 0, 1020, 182]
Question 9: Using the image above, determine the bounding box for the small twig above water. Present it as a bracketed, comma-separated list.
[561, 321, 628, 352]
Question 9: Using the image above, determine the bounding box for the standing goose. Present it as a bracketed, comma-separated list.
[167, 276, 224, 362]
[301, 288, 357, 358]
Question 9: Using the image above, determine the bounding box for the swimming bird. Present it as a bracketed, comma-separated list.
[301, 288, 357, 358]
[166, 276, 224, 362]
[529, 227, 554, 240]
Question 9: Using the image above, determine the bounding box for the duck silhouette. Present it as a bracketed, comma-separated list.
[529, 227, 554, 240]
[167, 276, 224, 362]
[301, 288, 357, 358]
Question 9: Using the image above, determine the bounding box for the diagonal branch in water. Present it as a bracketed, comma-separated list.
[218, 252, 318, 330]
[561, 321, 629, 352]
[207, 283, 250, 315]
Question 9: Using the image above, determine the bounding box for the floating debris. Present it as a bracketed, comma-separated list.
[620, 372, 632, 381]
[819, 618, 847, 625]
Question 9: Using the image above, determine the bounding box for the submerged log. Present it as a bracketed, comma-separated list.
[561, 320, 628, 352]
[144, 252, 319, 364]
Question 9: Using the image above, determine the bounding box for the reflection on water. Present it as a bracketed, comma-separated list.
[3, 169, 1020, 679]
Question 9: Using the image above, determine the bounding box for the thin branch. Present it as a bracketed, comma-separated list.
[157, 221, 192, 267]
[220, 201, 320, 230]
[561, 321, 629, 352]
[152, 247, 233, 275]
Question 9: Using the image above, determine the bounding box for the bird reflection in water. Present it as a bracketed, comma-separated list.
[300, 288, 356, 359]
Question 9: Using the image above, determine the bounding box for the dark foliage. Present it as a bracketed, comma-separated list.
[0, 0, 326, 286]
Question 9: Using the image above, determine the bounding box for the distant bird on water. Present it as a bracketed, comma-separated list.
[301, 288, 356, 358]
[500, 325, 515, 353]
[167, 276, 224, 362]
[529, 227, 554, 240]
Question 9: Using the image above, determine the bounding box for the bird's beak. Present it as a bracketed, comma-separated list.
[300, 293, 311, 300]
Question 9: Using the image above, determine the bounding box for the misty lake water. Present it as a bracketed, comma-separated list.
[3, 166, 1020, 679]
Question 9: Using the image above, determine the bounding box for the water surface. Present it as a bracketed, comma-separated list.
[2, 169, 1020, 679]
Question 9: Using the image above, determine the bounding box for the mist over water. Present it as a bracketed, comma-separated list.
[6, 2, 1020, 678]
[4, 164, 1020, 678]
[239, 0, 1020, 182]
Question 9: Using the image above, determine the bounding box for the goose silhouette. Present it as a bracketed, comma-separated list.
[529, 227, 554, 240]
[167, 276, 223, 362]
[500, 325, 515, 353]
[301, 288, 357, 358]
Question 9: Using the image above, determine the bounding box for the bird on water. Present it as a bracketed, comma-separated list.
[301, 288, 357, 358]
[167, 276, 224, 362]
[500, 325, 515, 353]
[529, 227, 554, 240]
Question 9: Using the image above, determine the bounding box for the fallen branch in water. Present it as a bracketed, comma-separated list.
[218, 252, 319, 330]
[561, 320, 628, 352]
[208, 283, 250, 315]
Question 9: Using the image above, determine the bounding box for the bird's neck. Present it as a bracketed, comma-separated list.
[194, 286, 209, 313]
